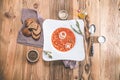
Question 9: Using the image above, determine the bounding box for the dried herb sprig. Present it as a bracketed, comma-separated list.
[71, 20, 83, 35]
[43, 50, 52, 58]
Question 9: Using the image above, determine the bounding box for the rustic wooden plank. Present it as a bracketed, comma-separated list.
[116, 1, 120, 79]
[0, 0, 22, 80]
[72, 1, 84, 80]
[0, 1, 8, 78]
[22, 0, 50, 80]
[49, 0, 74, 80]
[85, 0, 101, 80]
[100, 0, 120, 80]
[72, 0, 100, 80]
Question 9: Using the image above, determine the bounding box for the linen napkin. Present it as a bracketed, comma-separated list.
[63, 60, 78, 69]
[17, 8, 44, 48]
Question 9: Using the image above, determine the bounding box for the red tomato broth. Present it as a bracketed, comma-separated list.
[51, 27, 76, 52]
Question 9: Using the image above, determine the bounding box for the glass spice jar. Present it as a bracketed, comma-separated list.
[77, 9, 87, 19]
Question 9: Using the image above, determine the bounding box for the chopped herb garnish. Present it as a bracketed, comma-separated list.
[71, 20, 83, 35]
[43, 50, 52, 58]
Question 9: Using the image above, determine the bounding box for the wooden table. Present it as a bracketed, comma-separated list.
[0, 0, 120, 80]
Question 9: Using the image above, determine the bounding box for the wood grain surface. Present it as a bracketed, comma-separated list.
[0, 0, 120, 80]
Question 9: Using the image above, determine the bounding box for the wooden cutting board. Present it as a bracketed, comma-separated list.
[0, 0, 120, 80]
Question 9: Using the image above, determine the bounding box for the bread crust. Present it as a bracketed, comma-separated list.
[32, 24, 41, 36]
[27, 22, 38, 30]
[22, 27, 32, 37]
[25, 18, 35, 27]
[32, 32, 40, 40]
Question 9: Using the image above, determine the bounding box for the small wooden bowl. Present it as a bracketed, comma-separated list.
[58, 10, 68, 20]
[26, 49, 39, 63]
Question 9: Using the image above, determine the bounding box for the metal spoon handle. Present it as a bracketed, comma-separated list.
[89, 44, 94, 56]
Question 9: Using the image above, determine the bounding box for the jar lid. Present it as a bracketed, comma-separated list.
[26, 49, 39, 63]
[98, 36, 106, 43]
[58, 10, 68, 20]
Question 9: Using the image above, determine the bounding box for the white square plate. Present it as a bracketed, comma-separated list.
[42, 19, 85, 61]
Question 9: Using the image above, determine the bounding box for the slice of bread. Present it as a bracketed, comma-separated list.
[32, 32, 40, 40]
[22, 27, 32, 37]
[25, 18, 35, 27]
[27, 22, 38, 30]
[32, 24, 41, 36]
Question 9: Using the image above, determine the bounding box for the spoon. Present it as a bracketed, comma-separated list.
[89, 24, 96, 34]
[89, 24, 96, 56]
